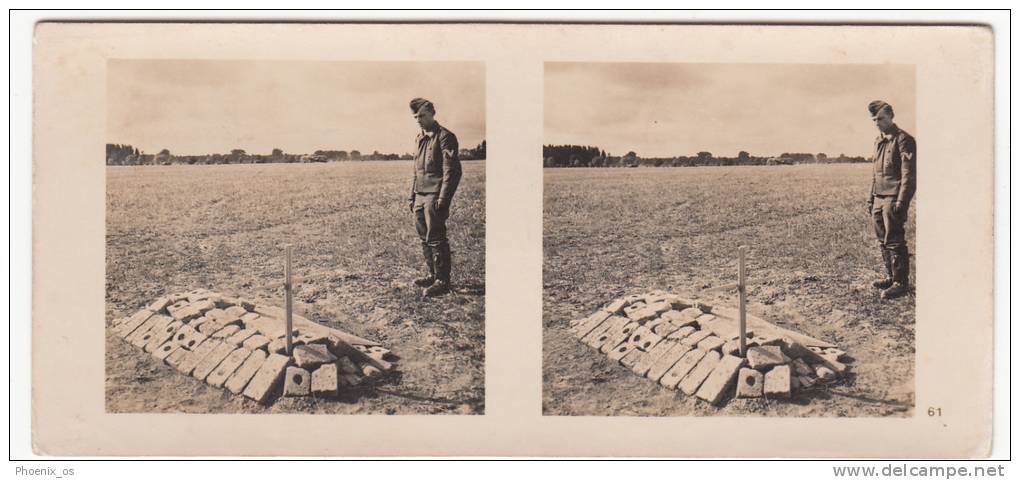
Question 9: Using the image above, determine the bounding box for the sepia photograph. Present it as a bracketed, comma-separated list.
[543, 62, 917, 416]
[104, 59, 486, 414]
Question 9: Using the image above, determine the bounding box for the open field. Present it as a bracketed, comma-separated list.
[106, 161, 485, 414]
[543, 164, 915, 417]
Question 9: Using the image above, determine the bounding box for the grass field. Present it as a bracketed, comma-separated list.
[543, 164, 915, 417]
[106, 160, 485, 414]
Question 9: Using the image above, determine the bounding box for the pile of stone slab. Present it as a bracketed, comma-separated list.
[569, 291, 849, 406]
[111, 289, 396, 404]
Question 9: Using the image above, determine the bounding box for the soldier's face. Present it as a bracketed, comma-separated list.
[414, 108, 435, 129]
[872, 109, 894, 132]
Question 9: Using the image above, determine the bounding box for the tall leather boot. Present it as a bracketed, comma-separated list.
[414, 244, 436, 287]
[881, 249, 910, 299]
[423, 243, 452, 297]
[872, 249, 894, 289]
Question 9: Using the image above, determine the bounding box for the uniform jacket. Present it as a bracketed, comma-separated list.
[870, 125, 917, 205]
[410, 122, 462, 202]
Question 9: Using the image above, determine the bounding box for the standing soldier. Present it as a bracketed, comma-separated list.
[408, 98, 462, 297]
[866, 100, 916, 300]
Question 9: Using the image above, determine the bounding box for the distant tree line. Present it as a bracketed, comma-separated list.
[542, 144, 869, 168]
[106, 140, 487, 166]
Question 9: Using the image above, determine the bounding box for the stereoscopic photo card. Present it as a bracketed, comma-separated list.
[31, 22, 995, 457]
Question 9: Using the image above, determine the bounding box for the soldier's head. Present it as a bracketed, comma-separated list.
[410, 98, 437, 130]
[868, 100, 895, 133]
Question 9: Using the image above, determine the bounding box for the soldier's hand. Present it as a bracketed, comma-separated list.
[866, 201, 873, 215]
[893, 202, 907, 218]
[408, 198, 415, 214]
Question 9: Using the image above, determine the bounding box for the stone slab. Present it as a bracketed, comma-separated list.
[225, 349, 268, 395]
[647, 343, 694, 382]
[205, 347, 252, 388]
[606, 339, 636, 362]
[211, 324, 242, 339]
[283, 366, 311, 397]
[764, 365, 792, 398]
[126, 314, 167, 347]
[165, 343, 193, 368]
[736, 367, 764, 398]
[678, 350, 721, 396]
[667, 325, 697, 340]
[242, 334, 271, 351]
[659, 348, 707, 389]
[171, 324, 207, 351]
[695, 354, 746, 405]
[311, 363, 339, 396]
[701, 315, 753, 341]
[619, 346, 647, 370]
[293, 344, 337, 369]
[243, 353, 292, 403]
[603, 298, 628, 315]
[722, 338, 758, 356]
[192, 341, 238, 381]
[747, 345, 786, 370]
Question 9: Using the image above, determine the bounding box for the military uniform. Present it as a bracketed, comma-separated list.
[410, 121, 462, 288]
[868, 123, 916, 290]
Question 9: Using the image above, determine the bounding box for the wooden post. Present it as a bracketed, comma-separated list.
[738, 246, 747, 357]
[285, 245, 294, 356]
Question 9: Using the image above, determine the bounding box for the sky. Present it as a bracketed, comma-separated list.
[544, 62, 915, 158]
[107, 60, 485, 156]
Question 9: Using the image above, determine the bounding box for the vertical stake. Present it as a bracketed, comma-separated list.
[738, 246, 747, 357]
[285, 245, 294, 356]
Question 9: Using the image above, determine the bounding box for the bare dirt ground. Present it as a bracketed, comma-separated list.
[106, 161, 485, 414]
[543, 164, 915, 417]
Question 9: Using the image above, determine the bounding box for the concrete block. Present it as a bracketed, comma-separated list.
[206, 347, 252, 388]
[697, 335, 726, 352]
[607, 341, 635, 362]
[647, 301, 672, 315]
[293, 344, 338, 369]
[192, 342, 238, 381]
[175, 339, 222, 375]
[242, 334, 271, 351]
[678, 350, 721, 396]
[623, 294, 644, 305]
[240, 312, 260, 324]
[626, 326, 661, 352]
[630, 307, 659, 324]
[143, 320, 183, 353]
[170, 304, 205, 323]
[147, 296, 174, 313]
[211, 324, 242, 339]
[603, 298, 628, 315]
[225, 305, 248, 318]
[695, 354, 746, 405]
[632, 340, 677, 376]
[283, 366, 311, 397]
[659, 348, 707, 389]
[619, 347, 645, 370]
[693, 313, 717, 329]
[572, 310, 612, 339]
[311, 363, 340, 396]
[582, 315, 626, 349]
[667, 325, 697, 340]
[677, 307, 702, 320]
[165, 343, 193, 368]
[115, 309, 156, 338]
[152, 339, 182, 362]
[126, 314, 167, 348]
[736, 368, 764, 398]
[680, 329, 713, 347]
[722, 338, 758, 356]
[647, 343, 694, 382]
[764, 365, 792, 399]
[243, 353, 292, 403]
[171, 324, 207, 351]
[225, 327, 258, 347]
[599, 321, 638, 354]
[225, 349, 268, 395]
[747, 345, 786, 370]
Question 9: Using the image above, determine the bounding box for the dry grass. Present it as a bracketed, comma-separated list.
[106, 161, 485, 414]
[543, 164, 915, 417]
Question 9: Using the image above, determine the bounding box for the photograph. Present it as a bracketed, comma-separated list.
[543, 62, 917, 416]
[104, 59, 487, 414]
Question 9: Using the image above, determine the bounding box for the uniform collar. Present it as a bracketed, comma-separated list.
[420, 121, 441, 138]
[878, 124, 900, 142]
